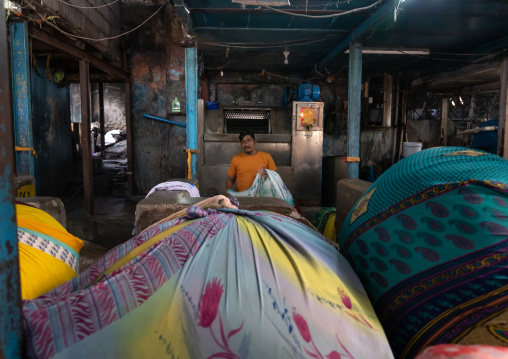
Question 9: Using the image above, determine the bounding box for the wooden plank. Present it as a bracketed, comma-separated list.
[29, 27, 128, 80]
[498, 58, 508, 158]
[79, 60, 94, 216]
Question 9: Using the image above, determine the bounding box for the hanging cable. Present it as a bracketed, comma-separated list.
[25, 0, 169, 41]
[50, 0, 120, 10]
[261, 0, 384, 18]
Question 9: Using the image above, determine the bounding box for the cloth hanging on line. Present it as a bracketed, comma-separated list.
[227, 169, 294, 206]
[145, 181, 200, 198]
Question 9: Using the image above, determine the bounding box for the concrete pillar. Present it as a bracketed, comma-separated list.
[347, 42, 362, 179]
[498, 58, 508, 158]
[10, 20, 34, 177]
[185, 47, 198, 179]
[1, 11, 23, 359]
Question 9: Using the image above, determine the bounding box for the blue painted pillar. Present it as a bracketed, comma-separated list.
[347, 41, 362, 179]
[185, 47, 198, 179]
[10, 21, 34, 177]
[1, 11, 23, 359]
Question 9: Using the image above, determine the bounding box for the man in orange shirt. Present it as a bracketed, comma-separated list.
[226, 129, 277, 192]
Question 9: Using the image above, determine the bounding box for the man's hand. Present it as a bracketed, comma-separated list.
[260, 167, 268, 180]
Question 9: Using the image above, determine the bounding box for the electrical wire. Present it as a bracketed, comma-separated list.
[49, 0, 120, 10]
[24, 0, 169, 41]
[198, 34, 337, 46]
[400, 51, 478, 62]
[261, 0, 384, 18]
[199, 34, 337, 49]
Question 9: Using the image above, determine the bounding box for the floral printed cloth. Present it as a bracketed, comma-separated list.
[339, 147, 508, 358]
[23, 201, 392, 358]
[416, 344, 508, 359]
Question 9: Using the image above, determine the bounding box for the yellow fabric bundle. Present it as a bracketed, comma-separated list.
[17, 204, 83, 299]
[323, 213, 336, 242]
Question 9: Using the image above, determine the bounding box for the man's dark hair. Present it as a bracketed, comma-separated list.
[239, 129, 255, 141]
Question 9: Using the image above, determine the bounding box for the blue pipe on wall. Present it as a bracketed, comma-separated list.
[142, 113, 187, 127]
[347, 41, 362, 179]
[185, 47, 198, 179]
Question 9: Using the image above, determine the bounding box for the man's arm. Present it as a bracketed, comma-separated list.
[226, 175, 235, 191]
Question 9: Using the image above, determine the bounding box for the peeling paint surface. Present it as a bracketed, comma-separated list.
[131, 53, 187, 194]
[32, 61, 73, 195]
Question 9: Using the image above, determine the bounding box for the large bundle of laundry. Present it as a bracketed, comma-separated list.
[339, 147, 508, 358]
[23, 196, 393, 359]
[17, 202, 83, 300]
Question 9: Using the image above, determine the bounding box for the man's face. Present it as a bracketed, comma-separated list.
[240, 135, 256, 154]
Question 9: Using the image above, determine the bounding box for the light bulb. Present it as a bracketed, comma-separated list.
[283, 50, 290, 65]
[459, 96, 464, 105]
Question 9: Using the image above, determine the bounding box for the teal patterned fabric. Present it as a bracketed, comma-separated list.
[338, 147, 508, 359]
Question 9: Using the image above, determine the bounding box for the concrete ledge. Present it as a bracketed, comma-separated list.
[16, 196, 67, 228]
[135, 193, 314, 234]
[335, 179, 373, 242]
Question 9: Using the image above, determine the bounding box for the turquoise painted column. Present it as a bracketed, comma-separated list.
[10, 20, 34, 177]
[1, 11, 23, 359]
[185, 47, 198, 179]
[347, 41, 362, 179]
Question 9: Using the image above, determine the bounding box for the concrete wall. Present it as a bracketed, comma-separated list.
[70, 83, 126, 132]
[123, 4, 187, 194]
[406, 119, 441, 149]
[31, 61, 73, 195]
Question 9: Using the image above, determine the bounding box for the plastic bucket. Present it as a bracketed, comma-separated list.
[402, 142, 422, 158]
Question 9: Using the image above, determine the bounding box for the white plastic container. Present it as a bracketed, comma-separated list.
[402, 142, 422, 158]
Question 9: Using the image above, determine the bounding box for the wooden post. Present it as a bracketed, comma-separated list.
[99, 83, 105, 155]
[498, 58, 508, 158]
[398, 89, 408, 161]
[440, 98, 449, 146]
[79, 60, 94, 216]
[125, 80, 133, 192]
[347, 41, 362, 179]
[383, 73, 393, 128]
[391, 76, 400, 164]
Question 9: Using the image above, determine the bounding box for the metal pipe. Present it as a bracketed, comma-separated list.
[457, 126, 498, 135]
[347, 41, 362, 179]
[1, 8, 23, 359]
[185, 47, 198, 179]
[142, 113, 187, 128]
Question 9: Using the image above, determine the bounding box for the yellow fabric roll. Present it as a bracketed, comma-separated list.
[19, 242, 78, 299]
[16, 204, 83, 253]
[16, 203, 84, 299]
[323, 213, 336, 242]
